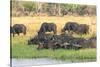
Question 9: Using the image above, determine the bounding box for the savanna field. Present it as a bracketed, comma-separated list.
[11, 16, 96, 61]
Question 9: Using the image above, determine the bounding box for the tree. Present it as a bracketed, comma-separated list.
[11, 1, 96, 17]
[23, 2, 36, 13]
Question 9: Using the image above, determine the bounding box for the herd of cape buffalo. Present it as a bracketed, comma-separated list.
[10, 22, 96, 50]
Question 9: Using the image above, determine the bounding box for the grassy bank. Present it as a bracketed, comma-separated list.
[11, 16, 96, 61]
[11, 36, 96, 61]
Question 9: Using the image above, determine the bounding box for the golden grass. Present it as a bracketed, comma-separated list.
[11, 16, 96, 36]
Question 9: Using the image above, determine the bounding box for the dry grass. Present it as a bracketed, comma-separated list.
[11, 16, 96, 37]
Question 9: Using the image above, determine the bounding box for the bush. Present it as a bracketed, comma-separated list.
[11, 1, 96, 17]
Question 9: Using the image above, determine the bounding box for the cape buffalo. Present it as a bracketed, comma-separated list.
[28, 34, 55, 45]
[28, 36, 39, 45]
[28, 34, 93, 50]
[76, 24, 89, 34]
[87, 36, 96, 48]
[10, 26, 14, 34]
[37, 41, 59, 50]
[38, 22, 57, 35]
[12, 24, 26, 37]
[61, 22, 79, 34]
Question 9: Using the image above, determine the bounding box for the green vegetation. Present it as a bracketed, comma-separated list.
[11, 1, 96, 62]
[11, 0, 96, 17]
[11, 36, 96, 61]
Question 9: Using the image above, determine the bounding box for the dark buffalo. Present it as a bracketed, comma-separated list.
[37, 35, 84, 50]
[36, 34, 73, 49]
[28, 34, 76, 49]
[69, 37, 96, 48]
[28, 36, 39, 45]
[38, 22, 57, 35]
[28, 34, 55, 45]
[10, 26, 15, 37]
[87, 36, 96, 48]
[57, 35, 85, 49]
[37, 40, 60, 50]
[61, 22, 79, 34]
[12, 24, 26, 37]
[10, 26, 14, 34]
[76, 24, 89, 34]
[28, 34, 93, 50]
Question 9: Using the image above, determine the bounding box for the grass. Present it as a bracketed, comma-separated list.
[11, 35, 96, 61]
[11, 16, 96, 61]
